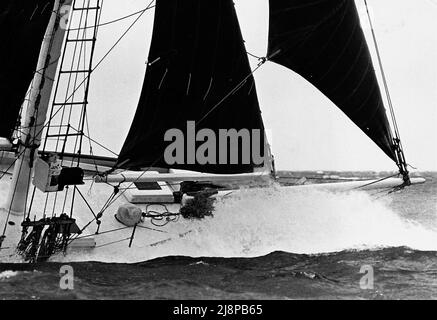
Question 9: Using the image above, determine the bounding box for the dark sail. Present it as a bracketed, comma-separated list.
[117, 0, 266, 174]
[0, 0, 54, 140]
[268, 0, 397, 161]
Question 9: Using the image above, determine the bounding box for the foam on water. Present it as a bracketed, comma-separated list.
[0, 270, 19, 280]
[151, 185, 437, 258]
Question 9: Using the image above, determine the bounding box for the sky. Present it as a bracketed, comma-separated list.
[83, 0, 437, 172]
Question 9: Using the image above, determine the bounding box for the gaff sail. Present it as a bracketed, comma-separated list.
[116, 0, 266, 174]
[0, 0, 54, 140]
[268, 0, 397, 161]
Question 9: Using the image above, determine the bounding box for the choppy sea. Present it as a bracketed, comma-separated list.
[1, 172, 436, 300]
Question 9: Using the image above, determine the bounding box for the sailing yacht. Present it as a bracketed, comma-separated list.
[0, 0, 425, 263]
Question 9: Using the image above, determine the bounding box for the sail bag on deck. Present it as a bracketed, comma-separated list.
[0, 0, 54, 140]
[117, 0, 266, 174]
[268, 0, 397, 161]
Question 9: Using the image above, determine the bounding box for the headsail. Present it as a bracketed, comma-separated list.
[268, 0, 397, 161]
[0, 0, 54, 140]
[116, 0, 266, 174]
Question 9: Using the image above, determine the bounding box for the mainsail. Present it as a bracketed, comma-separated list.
[117, 0, 266, 174]
[268, 0, 397, 161]
[0, 0, 54, 140]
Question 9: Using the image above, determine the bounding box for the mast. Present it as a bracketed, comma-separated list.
[4, 0, 66, 215]
[0, 1, 55, 142]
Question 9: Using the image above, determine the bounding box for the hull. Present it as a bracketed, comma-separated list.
[0, 175, 425, 263]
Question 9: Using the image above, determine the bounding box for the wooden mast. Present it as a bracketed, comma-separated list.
[4, 0, 67, 215]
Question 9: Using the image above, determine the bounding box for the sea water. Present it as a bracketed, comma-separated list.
[0, 173, 436, 300]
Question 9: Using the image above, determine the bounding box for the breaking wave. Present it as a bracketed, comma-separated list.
[152, 185, 437, 258]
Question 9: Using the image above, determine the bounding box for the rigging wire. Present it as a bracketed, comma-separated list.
[247, 51, 263, 60]
[25, 0, 155, 161]
[363, 0, 409, 179]
[91, 0, 155, 74]
[0, 0, 153, 184]
[99, 57, 270, 214]
[54, 0, 95, 220]
[75, 0, 105, 168]
[363, 0, 401, 140]
[68, 5, 156, 31]
[94, 237, 130, 249]
[55, 0, 91, 153]
[44, 124, 119, 157]
[198, 58, 267, 126]
[352, 173, 398, 190]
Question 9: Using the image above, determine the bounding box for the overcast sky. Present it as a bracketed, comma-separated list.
[84, 0, 437, 171]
